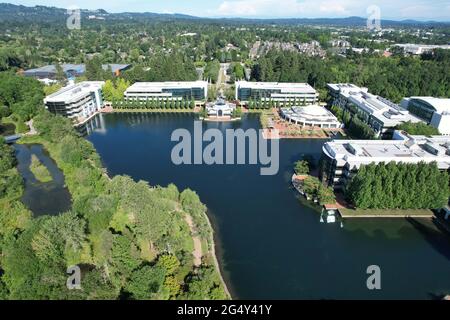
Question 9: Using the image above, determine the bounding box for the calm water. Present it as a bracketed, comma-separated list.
[14, 144, 72, 216]
[86, 113, 450, 300]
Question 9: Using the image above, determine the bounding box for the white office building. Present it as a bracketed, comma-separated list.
[44, 81, 104, 121]
[327, 83, 423, 136]
[320, 131, 450, 189]
[235, 81, 318, 105]
[400, 97, 450, 135]
[124, 81, 208, 103]
[280, 105, 342, 129]
[393, 44, 450, 55]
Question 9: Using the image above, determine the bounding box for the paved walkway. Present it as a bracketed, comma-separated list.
[184, 214, 203, 267]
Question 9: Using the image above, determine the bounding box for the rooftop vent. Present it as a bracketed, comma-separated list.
[346, 143, 364, 156]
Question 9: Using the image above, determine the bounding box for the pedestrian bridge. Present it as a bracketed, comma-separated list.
[3, 134, 22, 144]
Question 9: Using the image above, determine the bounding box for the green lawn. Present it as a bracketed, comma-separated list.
[1, 116, 28, 134]
[339, 208, 434, 218]
[29, 154, 53, 183]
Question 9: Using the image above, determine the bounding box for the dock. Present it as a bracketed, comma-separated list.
[4, 134, 22, 144]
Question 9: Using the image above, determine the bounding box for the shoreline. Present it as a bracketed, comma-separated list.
[202, 208, 233, 299]
[19, 134, 231, 300]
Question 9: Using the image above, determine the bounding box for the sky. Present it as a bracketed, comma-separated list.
[6, 0, 450, 21]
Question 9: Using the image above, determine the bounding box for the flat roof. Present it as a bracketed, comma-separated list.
[24, 64, 130, 75]
[324, 133, 450, 169]
[236, 81, 317, 94]
[44, 81, 104, 103]
[125, 81, 208, 93]
[328, 83, 423, 127]
[281, 105, 341, 123]
[407, 97, 450, 114]
[327, 83, 367, 93]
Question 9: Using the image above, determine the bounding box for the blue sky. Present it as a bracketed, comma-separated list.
[7, 0, 450, 21]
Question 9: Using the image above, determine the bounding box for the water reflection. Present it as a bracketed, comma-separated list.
[86, 112, 450, 299]
[14, 144, 72, 216]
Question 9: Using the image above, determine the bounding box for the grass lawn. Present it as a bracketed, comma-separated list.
[339, 208, 434, 218]
[29, 154, 53, 183]
[1, 116, 28, 134]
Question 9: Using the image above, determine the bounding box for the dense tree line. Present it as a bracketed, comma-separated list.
[330, 105, 376, 139]
[112, 98, 195, 110]
[396, 121, 440, 136]
[251, 49, 450, 103]
[204, 60, 220, 84]
[0, 74, 227, 299]
[346, 162, 449, 209]
[0, 112, 227, 299]
[0, 72, 44, 122]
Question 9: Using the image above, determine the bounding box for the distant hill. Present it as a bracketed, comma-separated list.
[0, 3, 449, 27]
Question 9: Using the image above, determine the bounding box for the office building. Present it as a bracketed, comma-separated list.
[280, 105, 342, 129]
[124, 81, 208, 103]
[320, 131, 450, 189]
[393, 44, 450, 55]
[400, 97, 450, 135]
[235, 81, 318, 105]
[24, 64, 130, 80]
[44, 81, 104, 121]
[327, 83, 423, 136]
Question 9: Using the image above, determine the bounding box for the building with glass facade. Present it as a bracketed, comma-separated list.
[124, 81, 208, 103]
[24, 64, 130, 79]
[327, 83, 423, 137]
[44, 81, 104, 121]
[320, 131, 450, 190]
[400, 97, 450, 135]
[235, 81, 318, 105]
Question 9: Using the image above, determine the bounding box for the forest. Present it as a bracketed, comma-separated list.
[346, 162, 449, 210]
[250, 49, 450, 103]
[0, 73, 227, 300]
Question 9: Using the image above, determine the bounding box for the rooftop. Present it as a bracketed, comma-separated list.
[281, 105, 340, 123]
[236, 81, 317, 94]
[125, 81, 208, 93]
[323, 131, 450, 169]
[328, 83, 423, 127]
[44, 81, 104, 103]
[406, 97, 450, 114]
[24, 64, 130, 76]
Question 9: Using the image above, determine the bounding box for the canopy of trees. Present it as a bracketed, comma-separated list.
[251, 50, 450, 103]
[346, 162, 449, 209]
[0, 76, 227, 299]
[396, 121, 440, 136]
[0, 72, 44, 121]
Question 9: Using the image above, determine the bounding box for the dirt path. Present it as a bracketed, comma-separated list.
[184, 214, 203, 267]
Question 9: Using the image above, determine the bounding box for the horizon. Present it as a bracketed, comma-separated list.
[3, 0, 450, 22]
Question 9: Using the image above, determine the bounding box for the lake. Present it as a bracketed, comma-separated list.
[14, 144, 72, 216]
[86, 112, 450, 300]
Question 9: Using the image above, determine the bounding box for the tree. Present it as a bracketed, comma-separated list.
[346, 162, 449, 209]
[396, 121, 440, 136]
[294, 160, 310, 175]
[126, 266, 166, 300]
[54, 63, 67, 85]
[157, 254, 180, 275]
